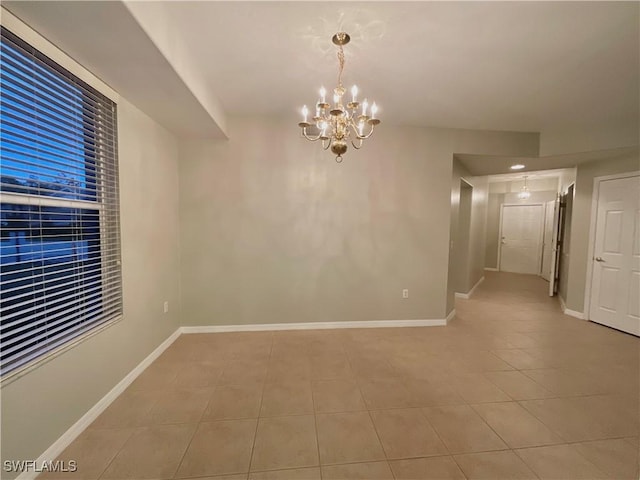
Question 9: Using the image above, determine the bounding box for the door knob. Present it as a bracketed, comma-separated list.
[594, 257, 605, 262]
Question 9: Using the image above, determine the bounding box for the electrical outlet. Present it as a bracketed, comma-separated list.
[402, 289, 409, 299]
[163, 301, 169, 314]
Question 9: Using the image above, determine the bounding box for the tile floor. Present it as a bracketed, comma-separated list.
[41, 272, 639, 479]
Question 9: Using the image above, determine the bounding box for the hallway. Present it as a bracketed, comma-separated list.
[43, 272, 639, 479]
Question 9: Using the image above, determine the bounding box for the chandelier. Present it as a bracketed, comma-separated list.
[518, 176, 531, 200]
[298, 32, 381, 163]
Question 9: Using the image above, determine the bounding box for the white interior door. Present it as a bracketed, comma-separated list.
[541, 200, 556, 281]
[589, 175, 640, 336]
[499, 204, 544, 274]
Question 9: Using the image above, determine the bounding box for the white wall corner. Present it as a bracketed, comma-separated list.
[123, 1, 228, 138]
[16, 328, 182, 480]
[559, 295, 585, 320]
[484, 267, 499, 271]
[455, 276, 484, 300]
[446, 309, 456, 323]
[467, 276, 484, 298]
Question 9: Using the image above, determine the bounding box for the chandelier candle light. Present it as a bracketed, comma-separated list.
[298, 32, 381, 163]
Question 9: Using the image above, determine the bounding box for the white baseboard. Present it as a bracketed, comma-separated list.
[446, 309, 456, 322]
[182, 318, 447, 334]
[455, 276, 485, 300]
[484, 267, 499, 271]
[559, 295, 585, 320]
[564, 308, 585, 319]
[469, 276, 485, 297]
[16, 328, 182, 480]
[558, 294, 566, 311]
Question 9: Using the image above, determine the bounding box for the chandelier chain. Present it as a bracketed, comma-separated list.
[337, 44, 345, 88]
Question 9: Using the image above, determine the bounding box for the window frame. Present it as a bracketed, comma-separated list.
[0, 12, 123, 383]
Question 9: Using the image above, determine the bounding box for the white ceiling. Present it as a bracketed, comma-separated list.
[456, 146, 639, 176]
[3, 1, 639, 164]
[159, 1, 638, 134]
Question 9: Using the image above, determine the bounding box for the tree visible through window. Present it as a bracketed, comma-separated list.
[0, 27, 122, 376]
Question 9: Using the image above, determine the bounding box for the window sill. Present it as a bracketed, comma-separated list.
[1, 314, 124, 388]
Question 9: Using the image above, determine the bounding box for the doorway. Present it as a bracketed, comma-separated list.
[588, 174, 639, 336]
[499, 204, 544, 274]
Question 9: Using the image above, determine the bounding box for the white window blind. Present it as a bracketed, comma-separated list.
[0, 26, 122, 377]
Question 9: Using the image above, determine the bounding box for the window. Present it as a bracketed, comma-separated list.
[0, 27, 122, 377]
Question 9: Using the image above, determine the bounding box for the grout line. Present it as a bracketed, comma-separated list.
[310, 371, 323, 478]
[514, 444, 607, 478]
[343, 353, 395, 475]
[94, 427, 137, 480]
[365, 406, 391, 463]
[448, 450, 472, 480]
[96, 388, 165, 478]
[170, 358, 225, 478]
[246, 331, 274, 474]
[166, 422, 200, 480]
[416, 404, 455, 462]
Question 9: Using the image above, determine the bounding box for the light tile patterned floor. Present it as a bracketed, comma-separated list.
[40, 272, 639, 479]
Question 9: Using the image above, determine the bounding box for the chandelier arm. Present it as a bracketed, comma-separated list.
[351, 138, 363, 150]
[351, 122, 376, 140]
[301, 127, 322, 142]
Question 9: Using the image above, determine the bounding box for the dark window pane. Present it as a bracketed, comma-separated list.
[0, 203, 102, 366]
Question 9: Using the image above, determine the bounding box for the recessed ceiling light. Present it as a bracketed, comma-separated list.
[510, 164, 525, 170]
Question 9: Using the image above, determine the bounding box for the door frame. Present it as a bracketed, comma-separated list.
[498, 202, 545, 274]
[583, 171, 640, 320]
[541, 199, 556, 282]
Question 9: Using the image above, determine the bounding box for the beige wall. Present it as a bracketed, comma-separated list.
[179, 119, 454, 325]
[559, 167, 577, 193]
[456, 182, 473, 292]
[467, 175, 489, 290]
[564, 152, 640, 312]
[0, 99, 183, 475]
[448, 160, 470, 299]
[503, 191, 557, 204]
[448, 159, 489, 299]
[556, 168, 576, 300]
[540, 123, 638, 157]
[485, 192, 505, 269]
[489, 178, 559, 194]
[179, 118, 538, 325]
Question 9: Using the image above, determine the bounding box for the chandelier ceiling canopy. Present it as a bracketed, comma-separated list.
[298, 32, 381, 163]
